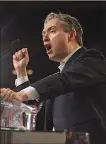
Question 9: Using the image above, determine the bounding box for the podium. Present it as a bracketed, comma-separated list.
[1, 128, 90, 144]
[1, 100, 90, 144]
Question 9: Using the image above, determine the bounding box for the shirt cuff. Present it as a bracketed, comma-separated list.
[15, 76, 29, 86]
[20, 86, 40, 101]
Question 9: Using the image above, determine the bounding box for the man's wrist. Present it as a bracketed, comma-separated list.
[17, 91, 28, 102]
[16, 68, 27, 78]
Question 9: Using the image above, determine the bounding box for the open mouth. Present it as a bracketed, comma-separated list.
[45, 44, 52, 53]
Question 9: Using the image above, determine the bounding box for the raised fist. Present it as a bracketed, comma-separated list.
[13, 48, 29, 72]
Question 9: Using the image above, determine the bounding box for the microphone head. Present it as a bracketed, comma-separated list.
[11, 39, 20, 45]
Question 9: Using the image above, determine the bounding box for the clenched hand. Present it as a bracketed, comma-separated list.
[0, 88, 28, 102]
[13, 48, 29, 78]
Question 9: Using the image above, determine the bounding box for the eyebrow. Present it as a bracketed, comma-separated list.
[42, 26, 56, 35]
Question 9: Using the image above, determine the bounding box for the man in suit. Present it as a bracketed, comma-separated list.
[1, 12, 106, 143]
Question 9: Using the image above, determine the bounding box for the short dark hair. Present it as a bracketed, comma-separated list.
[44, 12, 83, 46]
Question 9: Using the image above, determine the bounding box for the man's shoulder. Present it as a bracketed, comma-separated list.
[64, 47, 105, 70]
[71, 48, 106, 67]
[81, 48, 105, 60]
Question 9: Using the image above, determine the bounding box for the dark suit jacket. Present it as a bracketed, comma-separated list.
[15, 47, 106, 134]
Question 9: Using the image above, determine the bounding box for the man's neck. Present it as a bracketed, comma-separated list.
[60, 46, 81, 64]
[58, 46, 81, 72]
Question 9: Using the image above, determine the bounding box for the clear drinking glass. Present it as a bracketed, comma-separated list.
[0, 100, 38, 131]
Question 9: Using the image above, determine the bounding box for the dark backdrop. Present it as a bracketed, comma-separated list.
[1, 1, 106, 88]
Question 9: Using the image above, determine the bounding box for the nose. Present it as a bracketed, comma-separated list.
[43, 33, 50, 42]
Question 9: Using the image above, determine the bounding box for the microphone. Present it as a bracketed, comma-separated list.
[0, 39, 20, 60]
[11, 39, 20, 44]
[11, 39, 20, 45]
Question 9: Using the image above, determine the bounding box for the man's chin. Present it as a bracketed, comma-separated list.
[48, 55, 60, 62]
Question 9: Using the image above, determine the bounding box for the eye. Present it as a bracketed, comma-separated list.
[50, 29, 56, 33]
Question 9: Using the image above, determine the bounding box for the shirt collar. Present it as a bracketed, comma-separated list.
[58, 47, 81, 72]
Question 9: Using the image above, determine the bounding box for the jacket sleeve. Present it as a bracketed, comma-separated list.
[30, 52, 106, 101]
[13, 81, 30, 92]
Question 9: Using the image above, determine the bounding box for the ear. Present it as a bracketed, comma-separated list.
[68, 30, 76, 42]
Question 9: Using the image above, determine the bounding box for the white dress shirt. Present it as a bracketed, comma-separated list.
[15, 47, 81, 100]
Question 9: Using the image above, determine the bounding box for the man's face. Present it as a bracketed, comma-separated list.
[42, 19, 70, 62]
